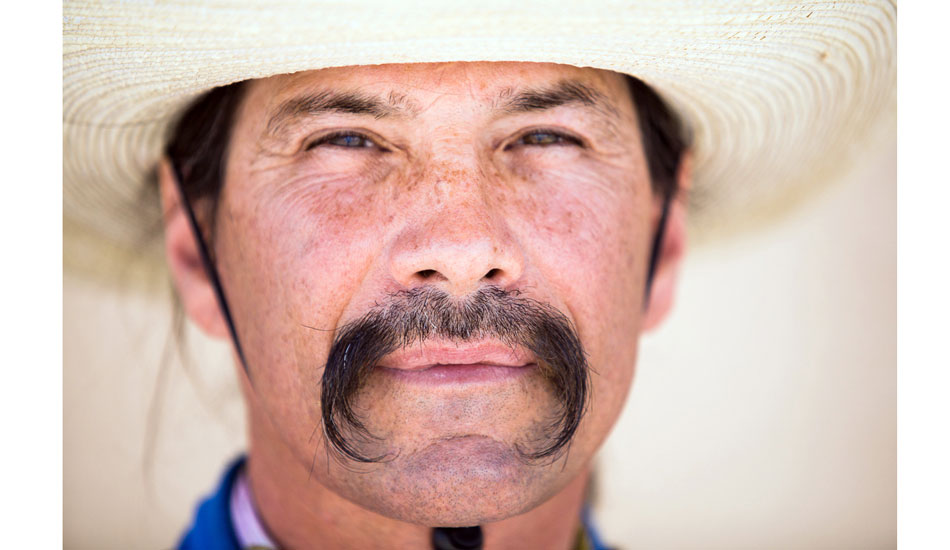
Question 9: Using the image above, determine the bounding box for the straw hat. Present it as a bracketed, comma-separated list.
[63, 0, 895, 288]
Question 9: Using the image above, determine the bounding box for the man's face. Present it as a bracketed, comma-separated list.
[168, 62, 679, 525]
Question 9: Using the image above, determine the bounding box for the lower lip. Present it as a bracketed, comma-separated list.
[378, 364, 536, 385]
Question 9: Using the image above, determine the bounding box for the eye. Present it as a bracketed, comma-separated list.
[305, 131, 381, 151]
[506, 129, 582, 150]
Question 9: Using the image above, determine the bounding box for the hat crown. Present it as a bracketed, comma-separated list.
[63, 0, 896, 287]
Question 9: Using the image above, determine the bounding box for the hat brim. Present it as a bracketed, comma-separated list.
[63, 0, 896, 289]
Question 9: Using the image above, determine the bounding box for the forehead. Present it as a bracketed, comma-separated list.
[244, 61, 634, 120]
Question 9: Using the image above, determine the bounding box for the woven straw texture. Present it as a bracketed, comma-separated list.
[63, 0, 896, 286]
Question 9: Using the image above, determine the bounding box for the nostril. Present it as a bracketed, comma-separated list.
[417, 269, 437, 279]
[484, 268, 502, 280]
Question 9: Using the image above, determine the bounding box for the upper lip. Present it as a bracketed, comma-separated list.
[375, 339, 535, 371]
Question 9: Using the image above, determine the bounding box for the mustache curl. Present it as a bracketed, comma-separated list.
[319, 286, 591, 465]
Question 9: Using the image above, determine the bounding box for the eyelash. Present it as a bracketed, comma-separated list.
[305, 131, 384, 151]
[506, 129, 583, 150]
[304, 129, 583, 152]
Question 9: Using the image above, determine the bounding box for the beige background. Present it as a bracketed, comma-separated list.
[64, 137, 895, 549]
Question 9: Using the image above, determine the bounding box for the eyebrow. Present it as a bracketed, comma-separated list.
[265, 90, 418, 137]
[498, 79, 616, 115]
[264, 79, 620, 141]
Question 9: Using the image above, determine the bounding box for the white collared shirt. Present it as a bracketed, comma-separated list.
[229, 467, 278, 549]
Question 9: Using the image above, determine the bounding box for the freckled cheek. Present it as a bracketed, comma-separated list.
[530, 206, 639, 317]
[225, 167, 396, 352]
[507, 164, 644, 284]
[253, 164, 395, 269]
[504, 163, 648, 350]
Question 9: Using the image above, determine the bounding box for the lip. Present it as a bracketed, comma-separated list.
[380, 363, 537, 385]
[375, 340, 536, 385]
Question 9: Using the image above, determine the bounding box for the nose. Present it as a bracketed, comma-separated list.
[388, 177, 525, 296]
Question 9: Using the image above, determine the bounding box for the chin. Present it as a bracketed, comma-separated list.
[336, 435, 560, 526]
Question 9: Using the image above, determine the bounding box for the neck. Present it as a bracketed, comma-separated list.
[245, 408, 590, 550]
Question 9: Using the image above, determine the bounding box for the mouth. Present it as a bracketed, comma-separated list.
[375, 340, 537, 385]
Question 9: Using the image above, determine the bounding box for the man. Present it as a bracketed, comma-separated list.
[63, 2, 895, 548]
[163, 62, 686, 549]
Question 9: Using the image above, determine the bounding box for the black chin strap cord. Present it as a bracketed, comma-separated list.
[432, 526, 484, 550]
[171, 162, 250, 375]
[643, 193, 674, 307]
